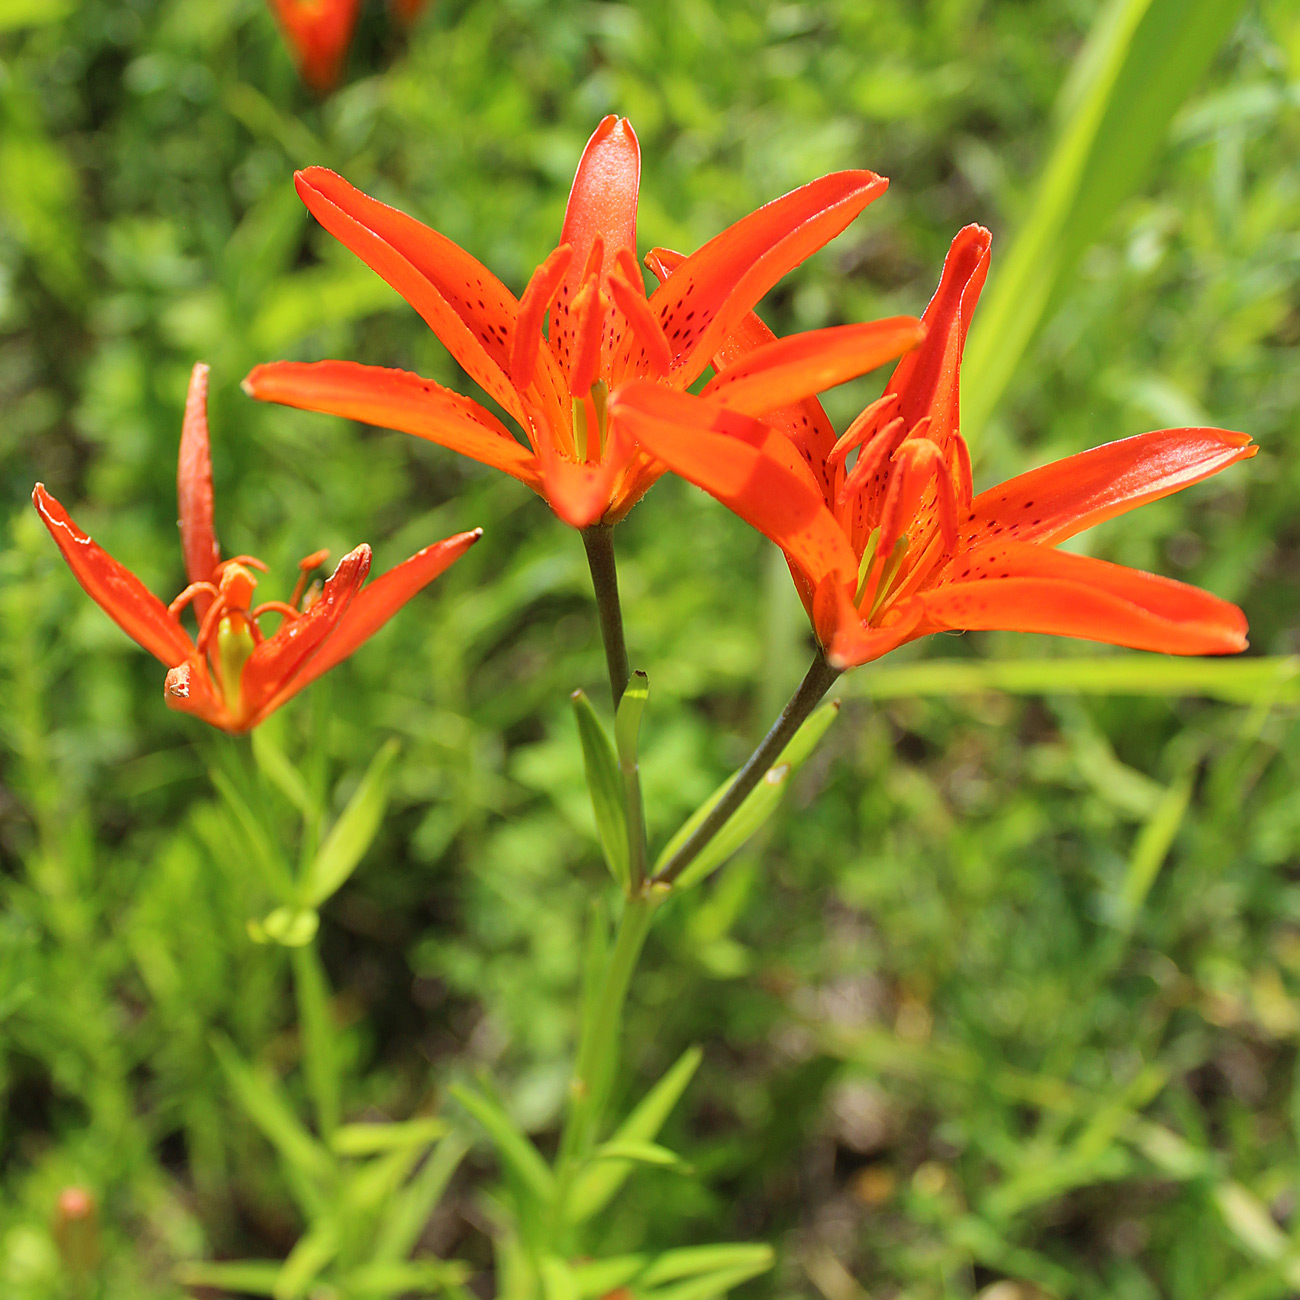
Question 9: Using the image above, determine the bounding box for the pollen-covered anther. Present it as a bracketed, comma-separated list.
[829, 392, 900, 469]
[836, 416, 908, 509]
[567, 278, 611, 398]
[511, 243, 573, 390]
[607, 252, 672, 376]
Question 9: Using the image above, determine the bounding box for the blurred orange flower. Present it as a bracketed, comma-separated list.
[613, 225, 1255, 665]
[34, 364, 479, 731]
[245, 116, 922, 528]
[268, 0, 361, 93]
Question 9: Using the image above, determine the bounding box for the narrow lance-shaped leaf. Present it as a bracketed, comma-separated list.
[300, 738, 399, 908]
[566, 1045, 703, 1224]
[372, 1131, 471, 1265]
[654, 701, 840, 890]
[252, 723, 318, 821]
[331, 1117, 448, 1156]
[210, 1037, 336, 1202]
[571, 690, 629, 889]
[615, 669, 650, 891]
[449, 1082, 557, 1208]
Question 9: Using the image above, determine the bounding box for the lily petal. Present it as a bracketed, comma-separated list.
[649, 170, 889, 387]
[243, 360, 542, 488]
[282, 529, 482, 697]
[610, 383, 859, 585]
[294, 168, 552, 427]
[177, 362, 221, 620]
[703, 317, 925, 417]
[964, 427, 1257, 548]
[270, 0, 360, 93]
[552, 116, 641, 377]
[33, 484, 197, 668]
[238, 544, 372, 730]
[918, 540, 1248, 655]
[885, 223, 990, 444]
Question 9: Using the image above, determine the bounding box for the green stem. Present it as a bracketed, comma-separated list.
[292, 942, 340, 1138]
[581, 524, 631, 708]
[560, 891, 659, 1167]
[652, 652, 841, 887]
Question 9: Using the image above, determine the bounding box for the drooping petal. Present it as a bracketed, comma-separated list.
[243, 361, 542, 488]
[551, 117, 641, 377]
[609, 383, 859, 586]
[918, 540, 1248, 655]
[885, 223, 991, 445]
[963, 428, 1257, 549]
[703, 317, 925, 417]
[294, 168, 561, 427]
[237, 545, 372, 730]
[648, 170, 888, 387]
[33, 484, 197, 668]
[269, 0, 360, 93]
[176, 363, 221, 621]
[271, 529, 482, 701]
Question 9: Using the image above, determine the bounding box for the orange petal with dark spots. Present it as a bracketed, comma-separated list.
[963, 427, 1257, 549]
[649, 170, 889, 387]
[33, 484, 197, 669]
[919, 540, 1248, 655]
[243, 360, 542, 487]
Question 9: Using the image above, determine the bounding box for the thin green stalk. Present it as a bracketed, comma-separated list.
[652, 653, 841, 887]
[560, 892, 659, 1166]
[581, 524, 631, 708]
[292, 942, 340, 1139]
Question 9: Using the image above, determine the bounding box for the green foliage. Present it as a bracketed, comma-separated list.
[1, 1, 1298, 1298]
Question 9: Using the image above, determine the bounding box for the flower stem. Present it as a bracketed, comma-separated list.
[651, 652, 841, 887]
[581, 524, 631, 708]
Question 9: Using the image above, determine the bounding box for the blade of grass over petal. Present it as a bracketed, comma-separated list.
[962, 0, 1249, 443]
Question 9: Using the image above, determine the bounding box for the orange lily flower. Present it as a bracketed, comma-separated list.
[34, 363, 480, 732]
[611, 224, 1255, 666]
[268, 0, 361, 94]
[244, 116, 925, 529]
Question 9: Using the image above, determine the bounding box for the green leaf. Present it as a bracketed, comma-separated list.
[211, 1037, 335, 1195]
[641, 1245, 776, 1287]
[591, 1139, 686, 1168]
[962, 0, 1250, 442]
[273, 1223, 340, 1300]
[852, 655, 1300, 704]
[653, 702, 840, 890]
[251, 725, 316, 821]
[341, 1260, 472, 1295]
[300, 739, 398, 908]
[541, 1256, 580, 1300]
[450, 1082, 556, 1208]
[247, 907, 319, 948]
[1117, 770, 1194, 923]
[571, 690, 629, 889]
[614, 670, 649, 767]
[373, 1132, 471, 1264]
[331, 1117, 448, 1156]
[643, 1261, 774, 1300]
[174, 1261, 281, 1296]
[566, 1046, 702, 1224]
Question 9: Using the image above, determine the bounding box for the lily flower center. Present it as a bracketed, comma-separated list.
[166, 550, 331, 714]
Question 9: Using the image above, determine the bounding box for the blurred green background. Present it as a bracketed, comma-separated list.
[2, 0, 1299, 1296]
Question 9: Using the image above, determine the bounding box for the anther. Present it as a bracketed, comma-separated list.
[836, 416, 908, 509]
[290, 549, 330, 610]
[829, 393, 900, 468]
[511, 243, 573, 390]
[214, 555, 269, 575]
[607, 262, 673, 376]
[568, 279, 610, 399]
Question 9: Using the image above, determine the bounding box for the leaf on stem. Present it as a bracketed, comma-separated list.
[449, 1082, 557, 1208]
[571, 690, 630, 888]
[566, 1045, 703, 1223]
[614, 669, 649, 767]
[300, 738, 399, 908]
[653, 701, 841, 890]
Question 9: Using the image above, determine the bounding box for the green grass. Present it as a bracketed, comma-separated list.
[2, 1, 1300, 1297]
